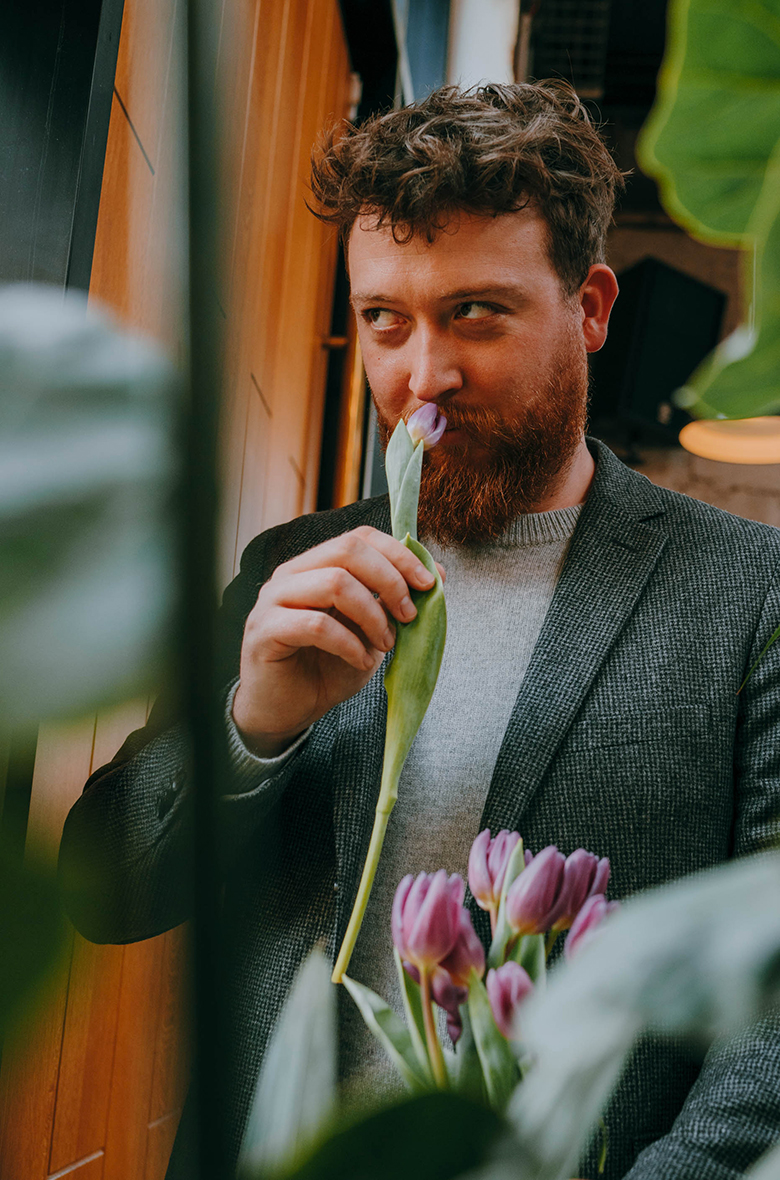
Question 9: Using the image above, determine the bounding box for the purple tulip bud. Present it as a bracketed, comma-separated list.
[486, 962, 534, 1040]
[468, 828, 521, 915]
[546, 851, 612, 933]
[565, 894, 620, 960]
[431, 966, 469, 1044]
[407, 403, 447, 450]
[505, 845, 566, 936]
[392, 870, 464, 973]
[439, 907, 485, 986]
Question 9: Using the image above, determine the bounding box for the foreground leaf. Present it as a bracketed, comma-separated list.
[342, 974, 431, 1093]
[0, 842, 69, 1035]
[282, 1091, 506, 1180]
[395, 948, 434, 1083]
[238, 948, 337, 1178]
[507, 854, 780, 1180]
[0, 284, 176, 723]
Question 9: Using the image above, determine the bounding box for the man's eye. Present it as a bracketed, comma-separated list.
[457, 302, 494, 320]
[365, 308, 402, 329]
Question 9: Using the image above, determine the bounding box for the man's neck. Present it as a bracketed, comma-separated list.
[527, 436, 594, 513]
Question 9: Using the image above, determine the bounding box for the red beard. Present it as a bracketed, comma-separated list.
[376, 346, 589, 547]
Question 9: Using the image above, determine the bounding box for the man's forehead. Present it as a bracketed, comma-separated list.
[347, 205, 552, 294]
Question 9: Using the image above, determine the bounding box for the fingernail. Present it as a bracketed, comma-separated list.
[417, 566, 434, 585]
[363, 651, 375, 669]
[383, 627, 395, 648]
[400, 595, 416, 620]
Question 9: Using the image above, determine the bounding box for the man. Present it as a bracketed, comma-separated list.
[60, 82, 780, 1179]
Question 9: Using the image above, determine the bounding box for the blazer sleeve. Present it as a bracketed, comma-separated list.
[57, 525, 324, 945]
[623, 557, 780, 1180]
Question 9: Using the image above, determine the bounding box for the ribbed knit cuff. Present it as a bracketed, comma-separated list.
[224, 679, 311, 793]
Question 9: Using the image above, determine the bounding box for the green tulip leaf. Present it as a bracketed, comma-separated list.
[384, 417, 415, 521]
[238, 948, 337, 1179]
[383, 534, 447, 790]
[394, 948, 434, 1083]
[342, 974, 431, 1094]
[512, 934, 546, 989]
[391, 443, 424, 542]
[453, 1004, 488, 1103]
[636, 0, 780, 418]
[467, 972, 520, 1112]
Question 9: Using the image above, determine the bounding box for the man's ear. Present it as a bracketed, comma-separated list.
[579, 264, 619, 353]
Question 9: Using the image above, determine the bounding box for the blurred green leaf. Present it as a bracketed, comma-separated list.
[636, 0, 780, 418]
[282, 1091, 506, 1180]
[342, 973, 431, 1093]
[0, 284, 177, 723]
[238, 948, 337, 1179]
[467, 973, 519, 1112]
[0, 842, 69, 1035]
[507, 854, 780, 1180]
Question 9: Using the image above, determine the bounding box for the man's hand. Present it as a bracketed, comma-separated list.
[232, 526, 442, 757]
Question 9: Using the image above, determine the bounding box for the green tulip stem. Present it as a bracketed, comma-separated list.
[420, 966, 448, 1089]
[331, 762, 399, 984]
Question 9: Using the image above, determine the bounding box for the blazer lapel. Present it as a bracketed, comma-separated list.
[480, 442, 669, 838]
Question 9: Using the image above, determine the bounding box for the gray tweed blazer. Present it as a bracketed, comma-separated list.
[59, 440, 780, 1180]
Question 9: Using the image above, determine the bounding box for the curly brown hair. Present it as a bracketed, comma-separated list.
[310, 81, 625, 295]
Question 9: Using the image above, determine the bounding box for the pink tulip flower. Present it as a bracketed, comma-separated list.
[407, 403, 447, 450]
[565, 894, 620, 960]
[486, 961, 534, 1040]
[505, 845, 566, 936]
[439, 907, 486, 987]
[392, 870, 464, 974]
[468, 828, 521, 933]
[546, 850, 611, 933]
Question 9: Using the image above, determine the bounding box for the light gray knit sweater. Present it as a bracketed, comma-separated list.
[226, 504, 581, 1096]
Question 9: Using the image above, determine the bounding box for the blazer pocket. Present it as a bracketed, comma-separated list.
[563, 703, 715, 752]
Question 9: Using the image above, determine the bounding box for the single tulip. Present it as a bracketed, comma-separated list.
[565, 894, 620, 960]
[439, 907, 486, 986]
[392, 870, 464, 974]
[468, 828, 521, 928]
[505, 845, 566, 936]
[546, 850, 611, 933]
[486, 961, 534, 1040]
[407, 403, 447, 450]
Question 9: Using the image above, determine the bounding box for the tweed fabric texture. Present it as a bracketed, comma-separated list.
[59, 440, 780, 1180]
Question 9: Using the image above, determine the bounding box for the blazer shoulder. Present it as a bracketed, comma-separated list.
[235, 495, 392, 583]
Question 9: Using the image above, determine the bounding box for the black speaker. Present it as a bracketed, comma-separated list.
[590, 256, 726, 442]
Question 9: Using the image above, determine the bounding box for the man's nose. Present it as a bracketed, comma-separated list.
[407, 330, 463, 402]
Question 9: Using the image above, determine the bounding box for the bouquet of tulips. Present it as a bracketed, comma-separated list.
[343, 828, 618, 1111]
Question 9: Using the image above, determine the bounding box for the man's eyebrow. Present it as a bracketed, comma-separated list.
[350, 284, 527, 307]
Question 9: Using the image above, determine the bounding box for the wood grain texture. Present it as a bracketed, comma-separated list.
[49, 939, 123, 1173]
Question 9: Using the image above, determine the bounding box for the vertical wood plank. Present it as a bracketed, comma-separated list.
[48, 939, 123, 1173]
[0, 945, 72, 1180]
[101, 939, 166, 1180]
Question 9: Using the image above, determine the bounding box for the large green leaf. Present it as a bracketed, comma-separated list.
[280, 1092, 506, 1180]
[238, 949, 337, 1179]
[0, 284, 176, 723]
[636, 0, 780, 418]
[506, 854, 780, 1180]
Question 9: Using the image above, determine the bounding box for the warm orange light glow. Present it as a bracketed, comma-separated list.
[678, 417, 780, 464]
